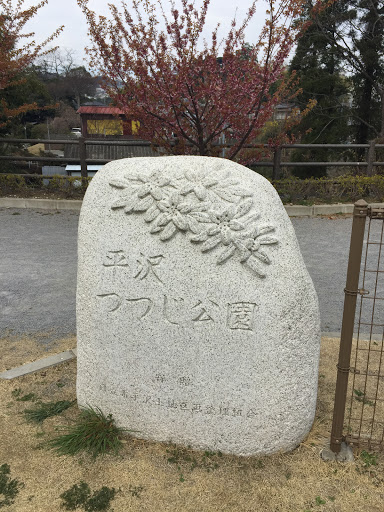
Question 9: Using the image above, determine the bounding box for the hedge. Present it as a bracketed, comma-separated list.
[0, 174, 91, 199]
[272, 175, 384, 204]
[1, 173, 384, 204]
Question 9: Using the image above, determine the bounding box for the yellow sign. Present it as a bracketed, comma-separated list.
[132, 120, 140, 135]
[87, 119, 123, 136]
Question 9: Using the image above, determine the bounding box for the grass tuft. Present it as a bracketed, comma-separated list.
[84, 486, 117, 511]
[166, 444, 222, 481]
[48, 406, 131, 458]
[60, 481, 89, 510]
[353, 389, 374, 406]
[60, 481, 117, 511]
[24, 400, 75, 423]
[0, 464, 24, 508]
[360, 450, 378, 468]
[11, 388, 37, 402]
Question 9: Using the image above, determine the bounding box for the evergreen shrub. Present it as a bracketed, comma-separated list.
[2, 173, 384, 204]
[272, 175, 384, 204]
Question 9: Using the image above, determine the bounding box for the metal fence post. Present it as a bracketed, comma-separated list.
[272, 146, 282, 180]
[79, 137, 87, 186]
[366, 140, 376, 176]
[330, 199, 368, 453]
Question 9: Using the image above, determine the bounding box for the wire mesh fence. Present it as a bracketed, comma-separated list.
[345, 209, 384, 450]
[331, 202, 384, 453]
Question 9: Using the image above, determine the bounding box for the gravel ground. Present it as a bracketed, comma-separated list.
[0, 208, 79, 339]
[1, 207, 379, 340]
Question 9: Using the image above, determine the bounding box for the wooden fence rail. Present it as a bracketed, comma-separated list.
[1, 137, 384, 180]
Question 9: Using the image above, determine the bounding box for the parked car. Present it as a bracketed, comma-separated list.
[70, 128, 82, 137]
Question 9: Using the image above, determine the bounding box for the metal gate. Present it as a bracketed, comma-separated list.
[330, 200, 384, 453]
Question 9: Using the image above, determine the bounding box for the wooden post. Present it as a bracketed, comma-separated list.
[79, 136, 87, 187]
[330, 199, 368, 453]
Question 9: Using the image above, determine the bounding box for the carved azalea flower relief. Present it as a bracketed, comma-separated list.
[149, 193, 210, 241]
[110, 170, 175, 212]
[179, 169, 253, 203]
[109, 166, 278, 278]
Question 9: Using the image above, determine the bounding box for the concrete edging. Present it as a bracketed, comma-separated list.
[2, 197, 382, 217]
[0, 350, 77, 380]
[0, 197, 83, 211]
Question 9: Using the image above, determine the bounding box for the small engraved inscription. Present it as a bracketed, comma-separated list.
[227, 302, 257, 331]
[102, 249, 165, 284]
[152, 374, 192, 387]
[103, 250, 128, 267]
[99, 382, 257, 419]
[96, 293, 259, 330]
[96, 293, 122, 312]
[134, 253, 165, 283]
[163, 295, 184, 325]
[191, 300, 219, 323]
[177, 376, 192, 387]
[126, 298, 153, 319]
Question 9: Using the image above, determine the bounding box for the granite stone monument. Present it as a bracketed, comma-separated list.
[77, 156, 320, 456]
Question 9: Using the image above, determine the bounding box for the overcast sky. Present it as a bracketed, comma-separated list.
[22, 0, 269, 68]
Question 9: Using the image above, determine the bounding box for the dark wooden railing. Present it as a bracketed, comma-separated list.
[1, 137, 384, 180]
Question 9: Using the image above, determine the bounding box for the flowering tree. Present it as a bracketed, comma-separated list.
[0, 0, 63, 127]
[78, 0, 326, 163]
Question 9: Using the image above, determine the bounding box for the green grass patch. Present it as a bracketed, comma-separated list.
[11, 388, 37, 402]
[0, 464, 23, 508]
[353, 389, 374, 407]
[60, 481, 117, 511]
[166, 445, 223, 481]
[48, 406, 132, 458]
[24, 400, 75, 423]
[360, 450, 378, 468]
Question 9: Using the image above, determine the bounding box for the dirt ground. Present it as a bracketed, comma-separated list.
[1, 335, 384, 512]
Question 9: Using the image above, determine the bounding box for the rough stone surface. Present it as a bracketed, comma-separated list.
[77, 155, 321, 456]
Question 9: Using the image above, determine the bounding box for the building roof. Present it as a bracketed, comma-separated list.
[77, 106, 125, 115]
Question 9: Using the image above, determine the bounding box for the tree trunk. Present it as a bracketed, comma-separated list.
[355, 0, 383, 144]
[356, 75, 373, 145]
[380, 90, 384, 140]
